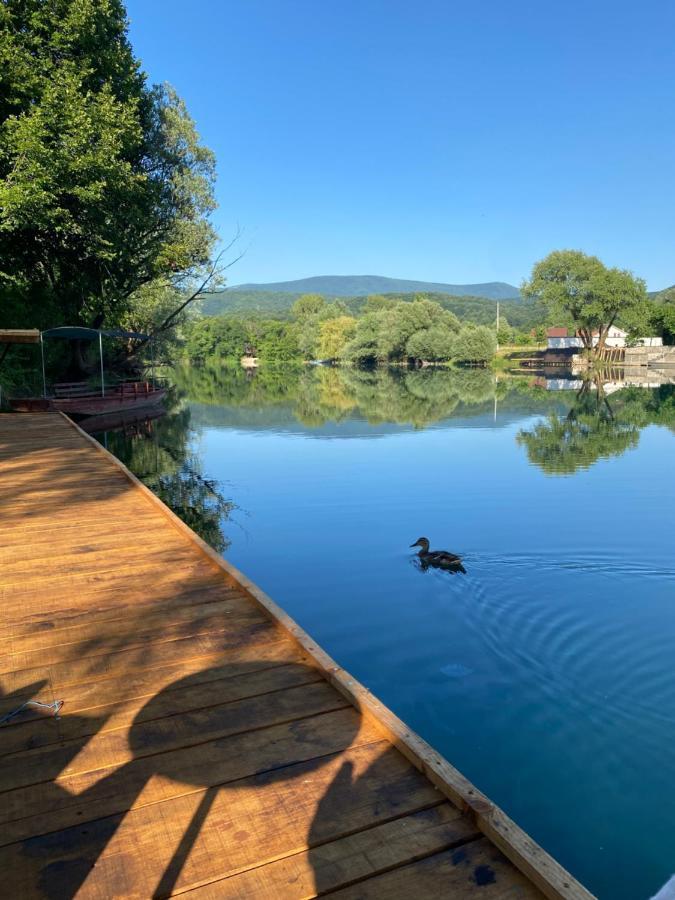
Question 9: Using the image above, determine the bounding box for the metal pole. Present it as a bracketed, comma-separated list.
[99, 331, 105, 397]
[40, 334, 47, 398]
[151, 339, 156, 389]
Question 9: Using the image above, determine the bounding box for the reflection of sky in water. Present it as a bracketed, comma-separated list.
[105, 372, 675, 900]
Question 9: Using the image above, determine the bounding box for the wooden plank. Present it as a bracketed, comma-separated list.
[0, 328, 40, 343]
[0, 679, 345, 792]
[1, 576, 236, 628]
[1, 543, 206, 585]
[0, 709, 383, 845]
[1, 620, 284, 688]
[0, 638, 301, 732]
[0, 529, 190, 564]
[0, 743, 443, 900]
[0, 659, 321, 756]
[5, 587, 243, 644]
[0, 561, 225, 608]
[0, 517, 176, 547]
[184, 803, 479, 900]
[4, 598, 264, 670]
[324, 837, 544, 898]
[0, 577, 246, 639]
[6, 594, 249, 653]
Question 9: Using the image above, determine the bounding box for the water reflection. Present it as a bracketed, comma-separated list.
[175, 363, 559, 430]
[93, 392, 236, 552]
[175, 364, 674, 467]
[517, 378, 675, 474]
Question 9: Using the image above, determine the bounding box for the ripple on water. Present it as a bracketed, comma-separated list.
[463, 552, 675, 778]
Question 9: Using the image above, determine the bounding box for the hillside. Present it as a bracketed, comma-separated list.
[198, 289, 543, 330]
[651, 285, 675, 303]
[228, 274, 520, 299]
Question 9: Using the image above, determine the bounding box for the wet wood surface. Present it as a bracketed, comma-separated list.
[0, 412, 592, 899]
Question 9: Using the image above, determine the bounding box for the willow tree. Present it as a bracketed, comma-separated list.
[0, 0, 218, 332]
[522, 250, 646, 354]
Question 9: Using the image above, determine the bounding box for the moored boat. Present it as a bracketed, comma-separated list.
[4, 325, 165, 417]
[10, 381, 167, 415]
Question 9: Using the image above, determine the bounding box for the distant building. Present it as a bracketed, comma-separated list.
[546, 325, 662, 350]
[546, 328, 583, 349]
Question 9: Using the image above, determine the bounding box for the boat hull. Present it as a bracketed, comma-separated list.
[10, 389, 167, 416]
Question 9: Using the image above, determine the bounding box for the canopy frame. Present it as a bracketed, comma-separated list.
[39, 327, 152, 399]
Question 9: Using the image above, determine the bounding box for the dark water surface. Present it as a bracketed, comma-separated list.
[95, 366, 675, 900]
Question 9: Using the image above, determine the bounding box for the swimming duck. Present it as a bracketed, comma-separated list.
[410, 537, 466, 573]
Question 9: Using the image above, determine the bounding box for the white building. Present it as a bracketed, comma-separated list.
[546, 326, 662, 350]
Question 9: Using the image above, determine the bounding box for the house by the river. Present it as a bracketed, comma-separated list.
[546, 326, 662, 350]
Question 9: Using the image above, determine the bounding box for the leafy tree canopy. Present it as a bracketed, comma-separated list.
[451, 324, 497, 363]
[0, 0, 216, 330]
[318, 316, 357, 360]
[522, 250, 647, 352]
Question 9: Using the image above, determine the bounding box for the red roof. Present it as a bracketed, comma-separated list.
[547, 327, 568, 338]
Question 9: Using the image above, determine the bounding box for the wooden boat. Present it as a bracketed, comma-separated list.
[10, 381, 167, 416]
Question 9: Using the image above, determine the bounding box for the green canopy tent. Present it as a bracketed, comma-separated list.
[39, 327, 151, 399]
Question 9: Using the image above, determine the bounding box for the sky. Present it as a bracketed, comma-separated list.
[125, 0, 675, 291]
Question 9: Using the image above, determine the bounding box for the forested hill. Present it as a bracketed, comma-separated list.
[227, 274, 520, 298]
[199, 289, 539, 329]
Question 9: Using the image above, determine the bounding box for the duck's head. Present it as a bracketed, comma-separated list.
[410, 537, 430, 551]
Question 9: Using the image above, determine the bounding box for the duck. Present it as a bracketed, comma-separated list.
[410, 537, 466, 574]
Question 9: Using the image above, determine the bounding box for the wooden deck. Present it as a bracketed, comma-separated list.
[0, 413, 594, 900]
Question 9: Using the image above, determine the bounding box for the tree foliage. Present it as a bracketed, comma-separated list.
[0, 0, 216, 330]
[318, 316, 357, 359]
[185, 297, 500, 366]
[342, 299, 462, 364]
[522, 250, 647, 353]
[451, 324, 497, 363]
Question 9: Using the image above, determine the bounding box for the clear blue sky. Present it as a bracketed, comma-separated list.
[125, 0, 675, 290]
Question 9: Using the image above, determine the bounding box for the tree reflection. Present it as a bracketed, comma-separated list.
[96, 396, 236, 552]
[516, 379, 640, 475]
[174, 363, 503, 429]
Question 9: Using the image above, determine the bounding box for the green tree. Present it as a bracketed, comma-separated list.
[406, 326, 455, 361]
[363, 294, 395, 313]
[290, 294, 326, 322]
[256, 321, 301, 363]
[318, 315, 357, 359]
[522, 250, 647, 354]
[184, 315, 249, 362]
[451, 325, 497, 363]
[496, 315, 513, 345]
[0, 1, 217, 332]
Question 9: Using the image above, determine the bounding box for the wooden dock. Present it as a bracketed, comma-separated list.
[0, 413, 594, 899]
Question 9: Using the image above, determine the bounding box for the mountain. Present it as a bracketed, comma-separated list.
[228, 275, 520, 299]
[650, 285, 675, 303]
[198, 288, 543, 330]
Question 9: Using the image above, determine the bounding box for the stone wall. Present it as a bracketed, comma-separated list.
[624, 347, 675, 367]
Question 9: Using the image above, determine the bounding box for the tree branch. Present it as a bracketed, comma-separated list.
[128, 230, 246, 356]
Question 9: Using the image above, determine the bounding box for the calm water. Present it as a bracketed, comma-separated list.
[96, 366, 675, 899]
